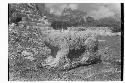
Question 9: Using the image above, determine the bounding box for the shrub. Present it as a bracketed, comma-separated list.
[40, 30, 99, 69]
[8, 22, 51, 73]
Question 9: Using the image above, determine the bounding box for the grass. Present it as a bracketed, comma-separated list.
[98, 35, 121, 62]
[8, 3, 121, 81]
[9, 28, 121, 81]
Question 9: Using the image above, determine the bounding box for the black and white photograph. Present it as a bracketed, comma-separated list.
[8, 3, 123, 81]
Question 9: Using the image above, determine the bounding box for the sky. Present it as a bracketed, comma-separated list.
[45, 3, 121, 19]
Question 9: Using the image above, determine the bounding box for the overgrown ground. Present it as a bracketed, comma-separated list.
[9, 28, 121, 81]
[8, 3, 121, 81]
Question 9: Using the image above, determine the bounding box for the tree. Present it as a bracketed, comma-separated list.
[97, 17, 121, 32]
[84, 16, 97, 27]
[61, 8, 87, 27]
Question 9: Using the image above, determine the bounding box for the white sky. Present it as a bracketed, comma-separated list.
[45, 3, 121, 19]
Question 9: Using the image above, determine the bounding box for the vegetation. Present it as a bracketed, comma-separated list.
[8, 3, 121, 81]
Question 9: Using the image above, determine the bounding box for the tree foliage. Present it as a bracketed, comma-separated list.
[96, 17, 121, 32]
